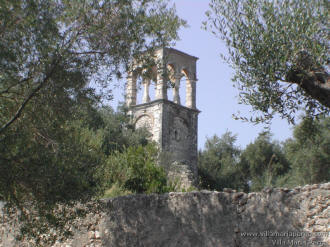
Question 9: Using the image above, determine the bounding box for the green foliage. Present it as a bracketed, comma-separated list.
[0, 93, 104, 206]
[0, 0, 183, 210]
[102, 183, 132, 198]
[204, 0, 329, 124]
[102, 144, 173, 195]
[283, 116, 330, 186]
[198, 131, 247, 191]
[0, 102, 106, 244]
[0, 0, 185, 134]
[0, 1, 183, 243]
[199, 117, 329, 192]
[0, 101, 171, 244]
[239, 132, 290, 191]
[0, 95, 152, 207]
[97, 105, 151, 155]
[180, 186, 198, 193]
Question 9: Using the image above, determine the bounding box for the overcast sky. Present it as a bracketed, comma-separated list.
[111, 0, 294, 149]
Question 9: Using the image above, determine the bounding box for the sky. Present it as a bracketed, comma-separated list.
[111, 0, 294, 150]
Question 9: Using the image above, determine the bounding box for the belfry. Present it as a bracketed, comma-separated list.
[125, 47, 200, 187]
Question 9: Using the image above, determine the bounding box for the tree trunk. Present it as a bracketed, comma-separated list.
[286, 68, 330, 108]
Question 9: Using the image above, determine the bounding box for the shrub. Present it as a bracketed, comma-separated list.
[102, 144, 172, 195]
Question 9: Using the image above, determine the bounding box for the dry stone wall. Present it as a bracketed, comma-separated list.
[1, 183, 329, 247]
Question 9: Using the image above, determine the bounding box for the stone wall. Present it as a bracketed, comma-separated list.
[1, 183, 329, 247]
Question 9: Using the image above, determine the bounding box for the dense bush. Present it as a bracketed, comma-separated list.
[102, 144, 173, 196]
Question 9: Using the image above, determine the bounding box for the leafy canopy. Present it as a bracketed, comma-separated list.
[239, 132, 290, 191]
[204, 0, 329, 124]
[0, 0, 185, 134]
[283, 116, 330, 186]
[198, 131, 246, 191]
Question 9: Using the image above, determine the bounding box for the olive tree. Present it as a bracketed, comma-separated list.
[204, 0, 329, 123]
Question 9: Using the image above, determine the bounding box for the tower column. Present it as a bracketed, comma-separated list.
[173, 75, 181, 105]
[186, 78, 196, 109]
[142, 78, 151, 103]
[155, 68, 168, 100]
[125, 74, 137, 107]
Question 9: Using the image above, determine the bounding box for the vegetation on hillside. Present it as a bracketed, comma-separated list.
[198, 116, 330, 192]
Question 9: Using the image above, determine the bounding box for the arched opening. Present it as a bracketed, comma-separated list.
[135, 65, 158, 104]
[179, 68, 189, 107]
[149, 79, 156, 102]
[134, 69, 143, 105]
[166, 64, 176, 102]
[148, 65, 158, 102]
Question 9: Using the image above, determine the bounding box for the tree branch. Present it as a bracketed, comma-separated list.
[0, 61, 58, 135]
[286, 68, 330, 108]
[69, 50, 107, 55]
[0, 77, 32, 95]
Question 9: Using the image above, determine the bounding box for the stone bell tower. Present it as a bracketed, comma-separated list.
[125, 47, 200, 188]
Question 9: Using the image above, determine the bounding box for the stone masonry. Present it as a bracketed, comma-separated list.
[1, 183, 329, 246]
[126, 48, 200, 188]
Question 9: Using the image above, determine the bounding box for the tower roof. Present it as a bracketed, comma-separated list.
[160, 47, 199, 61]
